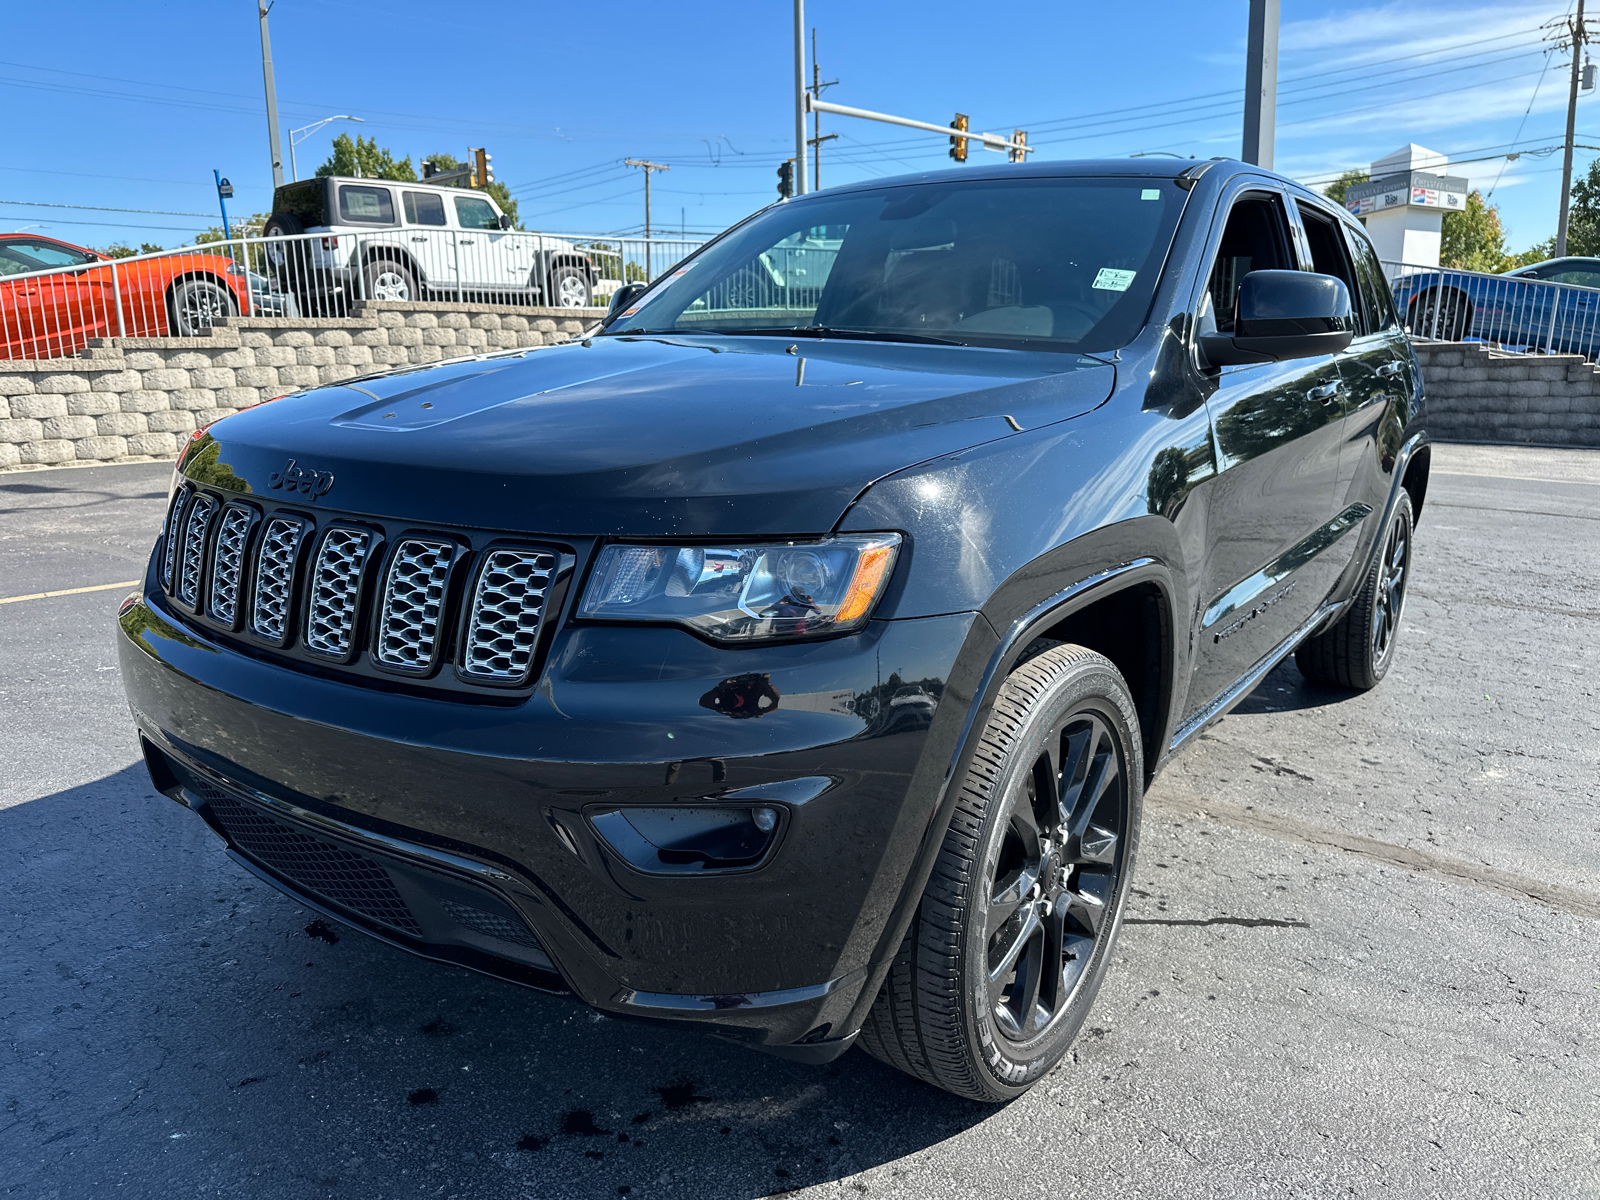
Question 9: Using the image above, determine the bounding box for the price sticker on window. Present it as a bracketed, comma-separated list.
[1092, 268, 1138, 292]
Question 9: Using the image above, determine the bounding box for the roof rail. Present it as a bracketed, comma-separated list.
[1174, 158, 1227, 191]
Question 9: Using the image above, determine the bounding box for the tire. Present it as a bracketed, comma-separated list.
[857, 644, 1143, 1102]
[1410, 288, 1470, 341]
[547, 264, 591, 308]
[363, 258, 418, 303]
[167, 277, 239, 336]
[1295, 491, 1414, 691]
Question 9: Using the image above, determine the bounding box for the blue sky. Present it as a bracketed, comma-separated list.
[0, 1, 1586, 252]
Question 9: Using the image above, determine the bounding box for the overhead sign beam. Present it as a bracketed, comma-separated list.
[806, 96, 1033, 156]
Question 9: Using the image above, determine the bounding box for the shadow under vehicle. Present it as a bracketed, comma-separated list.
[118, 156, 1428, 1102]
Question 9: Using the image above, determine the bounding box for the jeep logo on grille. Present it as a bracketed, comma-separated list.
[269, 459, 335, 498]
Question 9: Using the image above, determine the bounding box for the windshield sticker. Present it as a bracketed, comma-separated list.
[1092, 268, 1138, 292]
[1141, 189, 1161, 200]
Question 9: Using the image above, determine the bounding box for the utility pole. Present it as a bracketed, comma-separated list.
[1242, 0, 1279, 169]
[793, 0, 809, 194]
[258, 3, 285, 189]
[1555, 0, 1593, 257]
[808, 28, 839, 189]
[624, 159, 669, 279]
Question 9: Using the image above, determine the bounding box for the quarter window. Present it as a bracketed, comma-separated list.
[337, 185, 395, 225]
[403, 191, 447, 226]
[454, 196, 500, 230]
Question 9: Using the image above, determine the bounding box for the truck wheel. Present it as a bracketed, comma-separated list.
[1296, 491, 1414, 690]
[1410, 289, 1470, 340]
[168, 277, 239, 336]
[363, 259, 417, 303]
[547, 265, 591, 308]
[857, 644, 1142, 1102]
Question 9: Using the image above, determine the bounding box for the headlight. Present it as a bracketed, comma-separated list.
[579, 534, 901, 642]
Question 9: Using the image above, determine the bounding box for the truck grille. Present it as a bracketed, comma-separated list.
[157, 485, 559, 691]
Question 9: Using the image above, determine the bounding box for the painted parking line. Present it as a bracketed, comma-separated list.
[1434, 470, 1600, 486]
[0, 580, 140, 606]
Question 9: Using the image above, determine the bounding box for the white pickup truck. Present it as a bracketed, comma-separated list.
[263, 177, 597, 310]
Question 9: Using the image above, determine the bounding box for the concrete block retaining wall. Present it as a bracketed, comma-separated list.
[0, 300, 600, 469]
[1413, 342, 1600, 448]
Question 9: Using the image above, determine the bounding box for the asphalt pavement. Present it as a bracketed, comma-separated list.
[2, 445, 1597, 1200]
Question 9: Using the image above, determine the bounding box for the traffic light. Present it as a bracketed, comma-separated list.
[777, 159, 794, 199]
[1008, 129, 1029, 164]
[474, 147, 493, 188]
[949, 114, 969, 163]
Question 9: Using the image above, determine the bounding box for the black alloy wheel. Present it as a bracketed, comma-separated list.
[1296, 490, 1414, 690]
[168, 277, 238, 336]
[1411, 289, 1470, 340]
[858, 643, 1142, 1102]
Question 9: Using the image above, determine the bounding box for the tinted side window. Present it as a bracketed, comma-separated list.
[403, 191, 446, 226]
[454, 196, 499, 231]
[338, 185, 395, 225]
[8, 240, 96, 268]
[1202, 193, 1294, 335]
[1296, 203, 1360, 322]
[1548, 269, 1600, 288]
[1341, 225, 1398, 333]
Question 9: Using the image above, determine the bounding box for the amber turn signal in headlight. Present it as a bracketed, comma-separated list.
[579, 534, 901, 643]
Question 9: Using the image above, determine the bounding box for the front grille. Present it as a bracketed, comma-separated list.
[160, 490, 188, 592]
[439, 897, 543, 949]
[375, 538, 455, 672]
[251, 516, 305, 644]
[305, 527, 373, 659]
[208, 504, 253, 626]
[460, 550, 556, 683]
[199, 787, 424, 936]
[176, 493, 216, 608]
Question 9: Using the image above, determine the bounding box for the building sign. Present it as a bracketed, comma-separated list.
[1345, 170, 1468, 217]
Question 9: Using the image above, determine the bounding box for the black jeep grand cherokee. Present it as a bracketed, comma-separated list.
[118, 158, 1425, 1102]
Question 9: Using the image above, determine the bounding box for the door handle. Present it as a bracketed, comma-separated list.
[458, 237, 474, 244]
[411, 236, 427, 243]
[1308, 381, 1343, 404]
[1375, 360, 1403, 378]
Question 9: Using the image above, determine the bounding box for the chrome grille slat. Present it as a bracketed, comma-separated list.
[208, 504, 253, 626]
[460, 549, 556, 683]
[250, 516, 306, 644]
[374, 538, 455, 672]
[176, 493, 215, 608]
[160, 490, 188, 591]
[304, 527, 373, 659]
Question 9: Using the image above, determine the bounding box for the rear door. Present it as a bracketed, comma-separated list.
[1183, 187, 1350, 720]
[401, 189, 453, 293]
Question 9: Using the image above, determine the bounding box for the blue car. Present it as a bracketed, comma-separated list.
[1391, 256, 1600, 356]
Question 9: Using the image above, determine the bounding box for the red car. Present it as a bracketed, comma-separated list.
[0, 234, 252, 361]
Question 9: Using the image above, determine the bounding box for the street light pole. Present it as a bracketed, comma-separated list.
[793, 0, 809, 195]
[289, 115, 364, 182]
[1242, 0, 1279, 169]
[1557, 0, 1590, 258]
[258, 3, 285, 189]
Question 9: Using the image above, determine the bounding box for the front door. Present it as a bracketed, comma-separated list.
[451, 193, 522, 298]
[1183, 189, 1349, 720]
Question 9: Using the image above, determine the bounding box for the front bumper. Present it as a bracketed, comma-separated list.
[119, 590, 979, 1058]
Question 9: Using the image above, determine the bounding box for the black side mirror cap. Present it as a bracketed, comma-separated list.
[1201, 270, 1354, 366]
[497, 213, 512, 230]
[606, 281, 649, 320]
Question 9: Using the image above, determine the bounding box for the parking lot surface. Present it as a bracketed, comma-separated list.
[3, 445, 1597, 1200]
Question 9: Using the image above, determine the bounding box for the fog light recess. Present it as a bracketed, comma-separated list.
[588, 805, 784, 875]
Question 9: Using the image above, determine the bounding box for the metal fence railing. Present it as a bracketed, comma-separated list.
[0, 229, 708, 361]
[1382, 259, 1600, 363]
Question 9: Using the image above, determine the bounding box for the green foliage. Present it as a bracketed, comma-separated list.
[316, 133, 418, 182]
[98, 241, 165, 258]
[1323, 169, 1369, 208]
[423, 151, 521, 230]
[1561, 157, 1600, 257]
[1440, 190, 1512, 273]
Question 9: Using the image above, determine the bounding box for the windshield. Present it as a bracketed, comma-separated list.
[604, 175, 1187, 353]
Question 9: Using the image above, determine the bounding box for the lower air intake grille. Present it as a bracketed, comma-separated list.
[305, 527, 373, 659]
[439, 897, 543, 949]
[251, 516, 305, 644]
[459, 549, 556, 683]
[208, 504, 253, 626]
[176, 493, 216, 608]
[375, 538, 455, 672]
[200, 788, 423, 936]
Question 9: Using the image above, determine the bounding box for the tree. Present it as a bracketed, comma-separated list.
[423, 151, 521, 229]
[98, 241, 165, 258]
[1440, 190, 1512, 273]
[1560, 157, 1600, 257]
[1323, 168, 1369, 209]
[315, 133, 418, 182]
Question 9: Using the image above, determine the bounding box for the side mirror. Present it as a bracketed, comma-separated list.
[1200, 270, 1354, 366]
[606, 281, 649, 319]
[497, 213, 512, 230]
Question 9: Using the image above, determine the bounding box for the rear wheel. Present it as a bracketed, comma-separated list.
[857, 644, 1141, 1102]
[1410, 288, 1470, 340]
[547, 264, 591, 308]
[363, 258, 418, 302]
[1296, 491, 1413, 690]
[167, 277, 238, 336]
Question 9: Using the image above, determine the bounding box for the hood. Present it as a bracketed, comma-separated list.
[188, 335, 1114, 537]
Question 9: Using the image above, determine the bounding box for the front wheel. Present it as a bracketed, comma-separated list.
[167, 277, 238, 336]
[858, 644, 1142, 1102]
[1296, 491, 1414, 690]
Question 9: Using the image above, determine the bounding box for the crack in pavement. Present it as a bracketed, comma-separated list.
[1148, 795, 1600, 922]
[1125, 916, 1311, 928]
